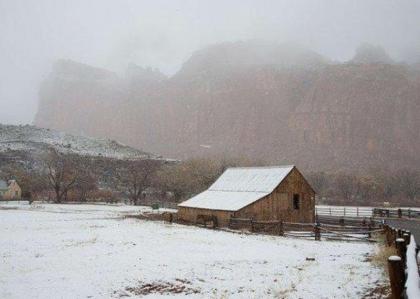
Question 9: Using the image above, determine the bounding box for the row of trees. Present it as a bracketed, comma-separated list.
[307, 170, 420, 206]
[157, 159, 420, 205]
[0, 149, 156, 204]
[1, 149, 419, 206]
[0, 150, 261, 204]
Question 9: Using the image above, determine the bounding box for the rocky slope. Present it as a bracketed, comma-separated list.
[34, 41, 420, 171]
[0, 124, 154, 160]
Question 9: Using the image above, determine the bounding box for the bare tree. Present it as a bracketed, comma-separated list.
[42, 148, 81, 203]
[357, 175, 382, 203]
[155, 158, 221, 202]
[114, 159, 161, 205]
[307, 171, 329, 196]
[396, 169, 420, 202]
[154, 157, 258, 202]
[72, 159, 98, 202]
[334, 173, 360, 202]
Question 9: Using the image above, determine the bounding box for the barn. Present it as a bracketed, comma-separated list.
[177, 165, 315, 227]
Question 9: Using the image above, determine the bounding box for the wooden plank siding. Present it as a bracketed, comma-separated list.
[234, 168, 315, 223]
[177, 207, 234, 227]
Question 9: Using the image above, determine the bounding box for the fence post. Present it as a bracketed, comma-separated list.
[392, 228, 397, 243]
[278, 221, 284, 236]
[403, 232, 410, 246]
[395, 238, 407, 265]
[369, 217, 375, 228]
[329, 207, 331, 216]
[357, 207, 359, 217]
[314, 224, 321, 241]
[211, 216, 218, 229]
[388, 226, 394, 246]
[250, 218, 254, 233]
[367, 223, 372, 238]
[388, 256, 405, 299]
[408, 209, 411, 218]
[385, 226, 392, 246]
[397, 208, 402, 218]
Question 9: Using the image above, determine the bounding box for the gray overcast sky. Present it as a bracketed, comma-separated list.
[1, 0, 420, 125]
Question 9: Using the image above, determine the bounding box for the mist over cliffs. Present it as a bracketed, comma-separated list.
[35, 41, 420, 172]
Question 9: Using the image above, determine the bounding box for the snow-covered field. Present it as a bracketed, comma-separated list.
[0, 203, 386, 298]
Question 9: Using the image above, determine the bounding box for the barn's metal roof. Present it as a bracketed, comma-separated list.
[178, 165, 294, 211]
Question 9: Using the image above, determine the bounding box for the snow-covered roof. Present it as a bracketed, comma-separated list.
[178, 165, 294, 211]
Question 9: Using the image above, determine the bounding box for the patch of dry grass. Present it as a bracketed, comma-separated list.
[371, 244, 397, 269]
[362, 234, 393, 298]
[370, 235, 397, 273]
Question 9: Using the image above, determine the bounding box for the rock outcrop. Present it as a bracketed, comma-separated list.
[34, 42, 420, 171]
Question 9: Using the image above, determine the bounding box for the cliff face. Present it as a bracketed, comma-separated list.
[34, 42, 420, 171]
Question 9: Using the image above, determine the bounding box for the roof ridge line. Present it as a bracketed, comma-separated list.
[225, 165, 294, 170]
[207, 189, 268, 193]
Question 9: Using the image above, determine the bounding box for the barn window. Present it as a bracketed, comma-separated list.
[293, 194, 300, 210]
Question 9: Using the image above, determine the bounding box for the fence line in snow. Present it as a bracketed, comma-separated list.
[227, 217, 382, 242]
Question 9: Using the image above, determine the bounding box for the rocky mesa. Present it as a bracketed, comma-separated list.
[34, 41, 420, 172]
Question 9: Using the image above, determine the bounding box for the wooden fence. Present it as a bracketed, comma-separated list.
[316, 206, 420, 219]
[382, 224, 416, 298]
[373, 208, 420, 219]
[228, 217, 382, 242]
[316, 206, 373, 218]
[315, 214, 380, 227]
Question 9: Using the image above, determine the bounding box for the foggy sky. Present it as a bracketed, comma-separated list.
[1, 0, 420, 125]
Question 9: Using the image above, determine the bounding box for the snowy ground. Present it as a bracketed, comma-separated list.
[0, 203, 386, 298]
[406, 236, 420, 299]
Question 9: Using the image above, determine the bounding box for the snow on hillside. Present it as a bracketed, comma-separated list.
[0, 203, 386, 298]
[0, 124, 153, 160]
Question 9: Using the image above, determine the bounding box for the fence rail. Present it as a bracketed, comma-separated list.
[315, 206, 372, 218]
[315, 215, 381, 227]
[373, 208, 420, 219]
[228, 217, 382, 242]
[315, 206, 420, 219]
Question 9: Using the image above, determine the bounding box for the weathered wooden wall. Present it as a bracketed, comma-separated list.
[235, 168, 315, 223]
[177, 207, 234, 227]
